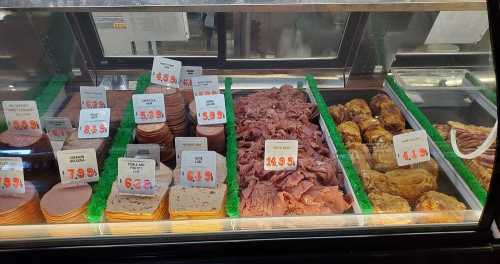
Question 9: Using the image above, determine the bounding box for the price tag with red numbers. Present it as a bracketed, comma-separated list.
[0, 157, 25, 195]
[191, 75, 219, 97]
[264, 140, 298, 171]
[80, 86, 107, 109]
[117, 158, 156, 196]
[44, 117, 72, 141]
[393, 129, 431, 166]
[78, 108, 110, 139]
[180, 151, 217, 188]
[195, 94, 227, 125]
[2, 100, 42, 135]
[151, 57, 182, 88]
[132, 93, 166, 124]
[180, 66, 202, 90]
[56, 149, 99, 185]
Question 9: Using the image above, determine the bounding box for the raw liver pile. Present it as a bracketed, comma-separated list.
[235, 85, 352, 217]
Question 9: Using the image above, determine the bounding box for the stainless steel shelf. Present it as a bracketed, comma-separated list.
[0, 0, 486, 12]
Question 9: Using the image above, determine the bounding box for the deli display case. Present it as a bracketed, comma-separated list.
[0, 0, 499, 262]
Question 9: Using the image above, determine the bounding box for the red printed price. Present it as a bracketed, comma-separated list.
[264, 140, 298, 171]
[154, 72, 177, 85]
[83, 100, 106, 109]
[185, 169, 214, 183]
[265, 156, 296, 168]
[121, 177, 153, 192]
[0, 157, 26, 194]
[117, 158, 155, 195]
[11, 119, 40, 130]
[82, 123, 108, 136]
[138, 110, 163, 121]
[393, 130, 431, 166]
[182, 79, 192, 87]
[401, 147, 428, 161]
[1, 176, 24, 190]
[66, 167, 97, 180]
[201, 110, 225, 121]
[196, 90, 218, 97]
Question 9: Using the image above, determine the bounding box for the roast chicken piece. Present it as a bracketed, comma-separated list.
[361, 169, 437, 204]
[368, 192, 411, 213]
[415, 191, 466, 223]
[345, 98, 372, 118]
[371, 143, 398, 172]
[369, 94, 393, 115]
[328, 104, 350, 124]
[363, 125, 393, 144]
[337, 121, 362, 144]
[378, 103, 406, 134]
[352, 114, 381, 132]
[346, 143, 373, 173]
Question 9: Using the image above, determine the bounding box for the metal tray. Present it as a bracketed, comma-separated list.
[230, 79, 362, 215]
[319, 87, 482, 211]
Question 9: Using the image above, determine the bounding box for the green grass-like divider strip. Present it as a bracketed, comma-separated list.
[465, 71, 497, 105]
[224, 77, 240, 218]
[0, 74, 68, 132]
[386, 75, 487, 205]
[306, 75, 373, 213]
[86, 74, 150, 222]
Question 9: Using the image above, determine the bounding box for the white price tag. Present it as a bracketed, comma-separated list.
[180, 151, 216, 188]
[78, 108, 110, 139]
[191, 75, 219, 96]
[195, 94, 227, 125]
[393, 130, 431, 166]
[180, 66, 202, 90]
[132, 93, 166, 124]
[126, 144, 161, 168]
[2, 101, 42, 135]
[80, 86, 107, 109]
[56, 148, 99, 185]
[0, 157, 25, 195]
[44, 117, 72, 141]
[264, 140, 298, 171]
[175, 137, 208, 164]
[117, 158, 156, 196]
[151, 57, 182, 88]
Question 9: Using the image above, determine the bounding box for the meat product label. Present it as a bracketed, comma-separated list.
[126, 144, 161, 169]
[180, 66, 202, 90]
[80, 86, 107, 109]
[175, 137, 208, 164]
[78, 108, 110, 139]
[43, 117, 72, 141]
[2, 100, 42, 135]
[132, 94, 166, 124]
[56, 148, 99, 185]
[191, 75, 219, 96]
[195, 94, 227, 125]
[151, 57, 182, 88]
[117, 157, 156, 196]
[393, 129, 431, 166]
[264, 140, 299, 171]
[0, 157, 25, 195]
[180, 150, 217, 188]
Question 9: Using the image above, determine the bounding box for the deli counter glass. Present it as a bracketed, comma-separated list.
[0, 1, 498, 260]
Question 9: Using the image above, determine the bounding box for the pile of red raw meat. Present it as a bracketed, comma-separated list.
[235, 85, 352, 216]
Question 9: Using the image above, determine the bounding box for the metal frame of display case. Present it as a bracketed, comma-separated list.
[0, 0, 499, 261]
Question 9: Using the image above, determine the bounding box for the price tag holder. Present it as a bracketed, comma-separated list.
[80, 86, 107, 109]
[126, 144, 161, 168]
[393, 130, 431, 166]
[264, 140, 298, 171]
[78, 108, 110, 139]
[180, 151, 216, 188]
[175, 137, 208, 164]
[0, 157, 25, 195]
[132, 93, 166, 124]
[44, 117, 72, 141]
[117, 158, 156, 196]
[180, 66, 202, 90]
[191, 75, 219, 96]
[56, 148, 99, 185]
[195, 94, 227, 125]
[151, 57, 182, 88]
[2, 100, 42, 135]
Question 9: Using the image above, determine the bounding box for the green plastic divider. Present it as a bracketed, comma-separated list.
[386, 75, 487, 205]
[465, 72, 497, 105]
[0, 74, 68, 133]
[306, 75, 373, 213]
[224, 77, 240, 218]
[86, 74, 150, 222]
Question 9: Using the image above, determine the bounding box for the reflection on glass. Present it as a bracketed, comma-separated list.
[226, 13, 349, 59]
[93, 12, 217, 57]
